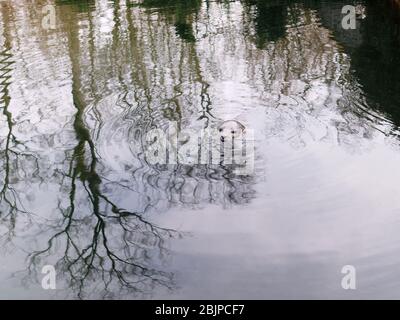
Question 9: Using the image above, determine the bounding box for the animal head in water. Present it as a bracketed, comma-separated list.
[217, 120, 246, 142]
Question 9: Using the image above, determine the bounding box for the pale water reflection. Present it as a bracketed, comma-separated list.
[0, 0, 400, 299]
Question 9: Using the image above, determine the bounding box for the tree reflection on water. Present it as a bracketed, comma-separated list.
[0, 0, 400, 298]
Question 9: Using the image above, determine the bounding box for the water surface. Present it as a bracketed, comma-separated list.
[1, 0, 400, 299]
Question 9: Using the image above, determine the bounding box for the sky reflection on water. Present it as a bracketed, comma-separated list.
[0, 0, 400, 299]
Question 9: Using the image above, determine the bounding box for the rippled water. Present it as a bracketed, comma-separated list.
[1, 0, 400, 299]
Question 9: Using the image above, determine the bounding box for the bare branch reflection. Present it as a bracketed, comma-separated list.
[1, 0, 400, 299]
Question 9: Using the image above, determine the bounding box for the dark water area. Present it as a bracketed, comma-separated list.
[1, 0, 400, 299]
